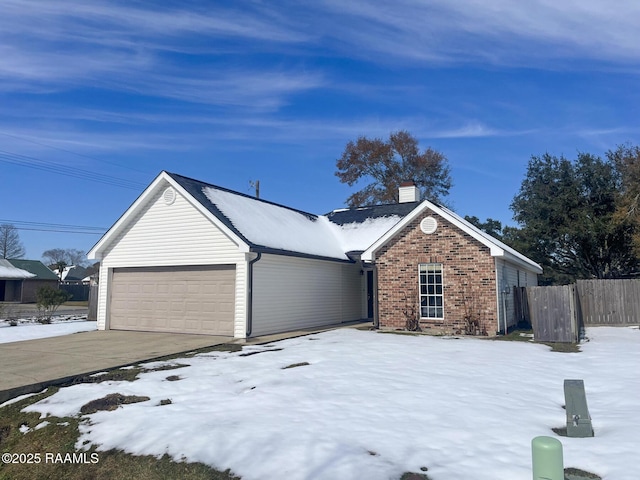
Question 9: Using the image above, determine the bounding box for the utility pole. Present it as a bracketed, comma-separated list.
[250, 180, 260, 199]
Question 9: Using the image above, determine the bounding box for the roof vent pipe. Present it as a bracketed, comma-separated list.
[399, 182, 419, 203]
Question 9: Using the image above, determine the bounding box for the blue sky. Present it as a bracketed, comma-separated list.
[1, 0, 639, 261]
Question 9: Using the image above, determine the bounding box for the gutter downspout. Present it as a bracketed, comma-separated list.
[372, 262, 379, 329]
[246, 252, 262, 338]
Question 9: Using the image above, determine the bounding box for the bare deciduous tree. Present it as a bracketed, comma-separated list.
[42, 248, 88, 268]
[0, 223, 25, 259]
[335, 130, 452, 207]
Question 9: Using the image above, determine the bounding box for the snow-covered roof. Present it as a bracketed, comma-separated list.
[335, 216, 403, 254]
[203, 186, 349, 259]
[89, 171, 542, 270]
[162, 173, 405, 261]
[0, 259, 36, 279]
[202, 186, 405, 260]
[52, 265, 88, 281]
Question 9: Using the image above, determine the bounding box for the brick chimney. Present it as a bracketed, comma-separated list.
[398, 182, 419, 203]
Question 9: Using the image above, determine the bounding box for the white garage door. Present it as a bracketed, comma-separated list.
[109, 265, 235, 335]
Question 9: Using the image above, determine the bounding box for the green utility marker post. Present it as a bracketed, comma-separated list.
[532, 436, 564, 480]
[564, 379, 594, 437]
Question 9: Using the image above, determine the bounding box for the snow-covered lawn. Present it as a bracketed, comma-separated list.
[23, 327, 639, 480]
[0, 317, 96, 343]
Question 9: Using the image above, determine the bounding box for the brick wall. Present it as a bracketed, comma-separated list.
[376, 209, 498, 335]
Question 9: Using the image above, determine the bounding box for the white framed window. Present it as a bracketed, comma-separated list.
[419, 263, 443, 319]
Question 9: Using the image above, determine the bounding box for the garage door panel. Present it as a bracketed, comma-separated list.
[110, 266, 235, 336]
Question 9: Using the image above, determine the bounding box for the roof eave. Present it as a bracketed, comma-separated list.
[498, 251, 544, 274]
[250, 245, 353, 263]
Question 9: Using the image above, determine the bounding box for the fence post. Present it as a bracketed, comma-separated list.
[532, 436, 563, 480]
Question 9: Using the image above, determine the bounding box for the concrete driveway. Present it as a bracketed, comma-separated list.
[0, 330, 231, 404]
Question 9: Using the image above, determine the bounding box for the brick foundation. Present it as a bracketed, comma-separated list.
[376, 209, 498, 336]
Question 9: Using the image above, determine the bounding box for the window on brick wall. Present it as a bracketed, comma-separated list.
[419, 263, 443, 318]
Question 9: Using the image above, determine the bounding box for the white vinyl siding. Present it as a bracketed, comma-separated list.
[496, 258, 540, 331]
[95, 182, 246, 336]
[251, 254, 364, 336]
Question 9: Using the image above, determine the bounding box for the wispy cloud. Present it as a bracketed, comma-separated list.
[315, 0, 640, 66]
[0, 0, 319, 108]
[429, 123, 502, 139]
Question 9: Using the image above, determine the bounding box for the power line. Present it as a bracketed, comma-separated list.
[0, 149, 147, 190]
[13, 227, 105, 235]
[0, 219, 107, 235]
[0, 131, 152, 175]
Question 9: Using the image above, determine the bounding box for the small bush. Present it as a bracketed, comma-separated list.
[36, 286, 72, 323]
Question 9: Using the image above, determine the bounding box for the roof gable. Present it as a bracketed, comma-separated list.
[88, 172, 250, 260]
[361, 200, 542, 273]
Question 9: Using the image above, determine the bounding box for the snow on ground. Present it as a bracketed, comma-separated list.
[22, 327, 640, 480]
[0, 317, 96, 343]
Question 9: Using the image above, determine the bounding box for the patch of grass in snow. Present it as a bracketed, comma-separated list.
[188, 343, 243, 356]
[77, 363, 189, 385]
[0, 389, 240, 480]
[399, 471, 431, 480]
[490, 329, 536, 343]
[487, 329, 581, 353]
[542, 342, 581, 353]
[79, 393, 151, 414]
[145, 363, 190, 373]
[239, 348, 284, 357]
[377, 330, 422, 337]
[78, 367, 144, 383]
[281, 362, 310, 369]
[564, 467, 602, 479]
[62, 301, 88, 307]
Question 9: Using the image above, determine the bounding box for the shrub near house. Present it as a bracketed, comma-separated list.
[36, 286, 71, 324]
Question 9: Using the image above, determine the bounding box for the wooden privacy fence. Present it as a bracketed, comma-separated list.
[88, 284, 98, 321]
[59, 283, 90, 302]
[576, 279, 640, 325]
[519, 279, 640, 342]
[525, 285, 579, 343]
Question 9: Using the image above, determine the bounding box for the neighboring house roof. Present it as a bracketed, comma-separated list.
[88, 171, 542, 273]
[52, 265, 84, 281]
[7, 259, 58, 280]
[62, 265, 89, 281]
[0, 259, 36, 279]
